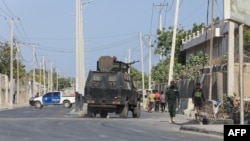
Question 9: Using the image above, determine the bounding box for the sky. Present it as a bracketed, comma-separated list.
[0, 0, 223, 78]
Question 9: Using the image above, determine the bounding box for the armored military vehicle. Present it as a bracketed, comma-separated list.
[84, 56, 142, 118]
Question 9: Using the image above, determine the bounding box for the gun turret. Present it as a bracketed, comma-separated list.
[127, 60, 139, 65]
[97, 56, 139, 73]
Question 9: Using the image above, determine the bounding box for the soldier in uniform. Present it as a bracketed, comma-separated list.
[166, 80, 180, 123]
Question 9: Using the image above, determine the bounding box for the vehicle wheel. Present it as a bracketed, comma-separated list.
[120, 102, 128, 118]
[34, 101, 42, 109]
[132, 102, 141, 118]
[63, 100, 71, 108]
[89, 112, 96, 117]
[87, 107, 96, 117]
[100, 111, 108, 118]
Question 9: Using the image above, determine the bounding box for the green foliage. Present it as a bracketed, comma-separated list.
[130, 67, 142, 80]
[223, 93, 250, 121]
[151, 51, 208, 81]
[183, 51, 209, 80]
[27, 68, 73, 90]
[154, 26, 186, 64]
[173, 62, 184, 80]
[0, 42, 73, 91]
[223, 94, 238, 118]
[244, 26, 250, 57]
[58, 77, 72, 90]
[152, 23, 208, 81]
[28, 69, 48, 85]
[191, 23, 205, 33]
[130, 66, 148, 89]
[0, 42, 26, 79]
[151, 59, 169, 81]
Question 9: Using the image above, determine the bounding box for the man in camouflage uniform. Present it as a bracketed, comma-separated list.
[166, 80, 180, 123]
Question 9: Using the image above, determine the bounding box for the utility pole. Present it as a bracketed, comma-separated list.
[239, 24, 244, 125]
[14, 41, 38, 97]
[32, 45, 36, 97]
[154, 3, 167, 62]
[50, 62, 53, 91]
[76, 0, 94, 95]
[139, 32, 145, 91]
[56, 70, 59, 91]
[39, 61, 42, 95]
[47, 62, 50, 92]
[75, 0, 81, 94]
[7, 18, 18, 107]
[147, 35, 152, 90]
[168, 0, 180, 85]
[79, 2, 84, 95]
[128, 48, 131, 74]
[42, 56, 46, 93]
[16, 43, 20, 104]
[227, 21, 235, 99]
[10, 18, 14, 107]
[15, 41, 37, 96]
[208, 0, 215, 100]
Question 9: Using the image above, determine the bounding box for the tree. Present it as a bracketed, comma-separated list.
[130, 66, 148, 89]
[244, 26, 250, 57]
[152, 23, 207, 81]
[151, 59, 169, 81]
[154, 26, 186, 64]
[0, 42, 26, 79]
[58, 77, 72, 90]
[27, 68, 73, 91]
[182, 51, 209, 80]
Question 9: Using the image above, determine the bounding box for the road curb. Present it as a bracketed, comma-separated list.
[179, 125, 224, 137]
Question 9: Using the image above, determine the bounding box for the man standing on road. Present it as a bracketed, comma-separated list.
[192, 82, 206, 116]
[148, 90, 155, 113]
[160, 91, 166, 113]
[13, 92, 16, 104]
[145, 90, 150, 111]
[154, 90, 161, 112]
[166, 80, 180, 123]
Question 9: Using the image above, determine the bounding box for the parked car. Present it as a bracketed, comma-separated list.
[29, 91, 75, 108]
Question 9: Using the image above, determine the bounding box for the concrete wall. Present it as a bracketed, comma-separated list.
[153, 63, 250, 101]
[0, 74, 8, 105]
[234, 64, 250, 98]
[0, 74, 30, 106]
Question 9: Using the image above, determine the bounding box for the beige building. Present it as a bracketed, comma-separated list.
[180, 20, 250, 100]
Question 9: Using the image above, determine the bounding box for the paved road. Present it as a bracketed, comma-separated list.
[0, 105, 223, 141]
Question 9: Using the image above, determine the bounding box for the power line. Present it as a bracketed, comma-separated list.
[166, 0, 174, 12]
[149, 3, 155, 34]
[1, 0, 18, 18]
[179, 0, 207, 28]
[0, 7, 11, 17]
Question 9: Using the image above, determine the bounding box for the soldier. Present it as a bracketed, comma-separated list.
[166, 80, 180, 123]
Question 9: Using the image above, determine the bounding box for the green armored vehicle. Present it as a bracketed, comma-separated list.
[84, 56, 141, 118]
